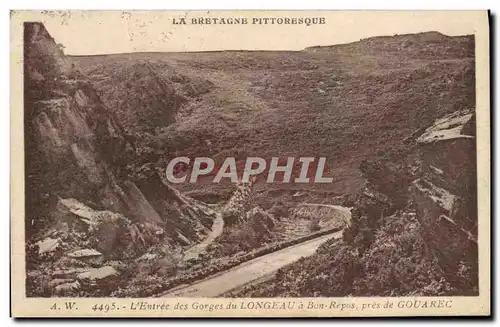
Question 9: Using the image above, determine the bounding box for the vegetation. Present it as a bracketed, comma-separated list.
[208, 207, 276, 257]
[111, 226, 342, 297]
[228, 207, 471, 298]
[25, 25, 477, 298]
[71, 32, 475, 198]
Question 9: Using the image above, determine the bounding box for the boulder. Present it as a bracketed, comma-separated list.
[52, 268, 89, 279]
[36, 238, 60, 255]
[77, 266, 118, 281]
[54, 281, 81, 295]
[58, 198, 97, 225]
[416, 110, 474, 144]
[56, 198, 131, 255]
[49, 278, 75, 288]
[67, 249, 102, 258]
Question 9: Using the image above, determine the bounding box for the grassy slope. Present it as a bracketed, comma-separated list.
[70, 32, 474, 199]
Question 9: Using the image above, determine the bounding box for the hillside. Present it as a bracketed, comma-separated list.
[24, 25, 477, 298]
[227, 108, 478, 297]
[23, 23, 216, 297]
[70, 31, 475, 199]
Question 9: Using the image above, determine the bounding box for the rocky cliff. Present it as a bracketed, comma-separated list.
[232, 108, 478, 297]
[345, 108, 478, 293]
[410, 109, 477, 288]
[24, 23, 215, 296]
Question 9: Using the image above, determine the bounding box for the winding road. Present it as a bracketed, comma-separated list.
[164, 205, 350, 297]
[183, 212, 224, 261]
[299, 203, 352, 225]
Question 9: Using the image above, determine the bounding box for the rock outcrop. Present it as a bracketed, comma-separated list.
[233, 108, 478, 298]
[24, 22, 214, 239]
[23, 22, 216, 296]
[328, 106, 478, 296]
[410, 109, 477, 286]
[345, 108, 477, 274]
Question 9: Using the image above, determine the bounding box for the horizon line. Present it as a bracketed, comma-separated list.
[63, 30, 473, 57]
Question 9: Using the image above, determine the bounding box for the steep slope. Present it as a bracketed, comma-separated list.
[62, 30, 476, 297]
[228, 109, 477, 297]
[70, 32, 475, 199]
[24, 23, 215, 297]
[76, 59, 212, 133]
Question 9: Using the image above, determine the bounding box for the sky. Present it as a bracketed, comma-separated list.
[19, 10, 485, 55]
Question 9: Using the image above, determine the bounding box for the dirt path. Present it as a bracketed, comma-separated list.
[299, 203, 352, 225]
[163, 204, 351, 297]
[183, 212, 224, 261]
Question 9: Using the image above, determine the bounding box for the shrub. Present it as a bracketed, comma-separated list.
[268, 202, 289, 219]
[307, 217, 321, 232]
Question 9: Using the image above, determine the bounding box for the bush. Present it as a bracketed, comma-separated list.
[307, 217, 321, 232]
[268, 203, 289, 219]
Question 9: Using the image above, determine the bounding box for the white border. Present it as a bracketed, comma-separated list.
[3, 1, 497, 326]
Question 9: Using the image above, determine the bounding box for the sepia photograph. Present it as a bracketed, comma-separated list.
[10, 10, 490, 317]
